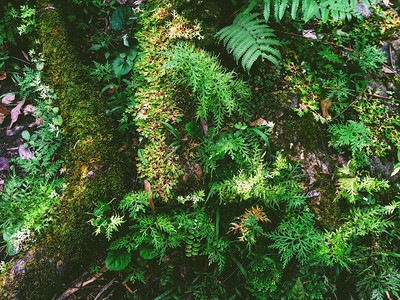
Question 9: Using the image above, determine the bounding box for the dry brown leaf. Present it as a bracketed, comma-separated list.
[0, 71, 6, 80]
[382, 65, 395, 74]
[2, 93, 15, 105]
[22, 50, 30, 62]
[320, 99, 332, 119]
[9, 100, 24, 129]
[144, 179, 155, 212]
[0, 104, 11, 123]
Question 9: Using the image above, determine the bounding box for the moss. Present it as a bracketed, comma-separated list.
[131, 1, 205, 201]
[0, 1, 126, 296]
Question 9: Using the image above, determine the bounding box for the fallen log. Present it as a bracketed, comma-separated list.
[0, 1, 126, 298]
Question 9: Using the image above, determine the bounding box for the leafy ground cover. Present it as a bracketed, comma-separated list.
[1, 0, 400, 299]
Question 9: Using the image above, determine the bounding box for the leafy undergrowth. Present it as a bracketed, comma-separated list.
[1, 0, 400, 299]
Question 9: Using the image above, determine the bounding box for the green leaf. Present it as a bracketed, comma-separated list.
[89, 44, 103, 51]
[185, 121, 203, 140]
[289, 277, 305, 300]
[139, 247, 158, 260]
[21, 130, 30, 141]
[112, 57, 133, 77]
[52, 115, 63, 126]
[106, 250, 131, 271]
[110, 6, 136, 30]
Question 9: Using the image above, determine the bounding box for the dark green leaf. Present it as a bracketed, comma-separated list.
[106, 250, 131, 271]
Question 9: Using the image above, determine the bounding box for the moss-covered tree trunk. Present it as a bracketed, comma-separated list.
[0, 1, 125, 298]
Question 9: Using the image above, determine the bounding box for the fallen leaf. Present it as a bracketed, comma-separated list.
[0, 157, 9, 171]
[22, 50, 30, 62]
[201, 119, 208, 137]
[9, 100, 24, 129]
[29, 116, 43, 127]
[116, 0, 127, 3]
[382, 65, 395, 74]
[250, 118, 268, 126]
[18, 144, 34, 160]
[144, 179, 155, 212]
[23, 104, 36, 116]
[0, 71, 6, 80]
[0, 105, 11, 124]
[1, 94, 15, 105]
[6, 125, 24, 136]
[320, 99, 332, 119]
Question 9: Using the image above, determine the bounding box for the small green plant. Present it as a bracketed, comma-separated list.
[267, 210, 322, 268]
[164, 42, 251, 130]
[328, 120, 372, 166]
[215, 12, 281, 71]
[334, 160, 389, 203]
[0, 57, 63, 255]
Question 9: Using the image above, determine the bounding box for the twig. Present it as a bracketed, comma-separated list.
[122, 281, 135, 294]
[10, 56, 32, 65]
[331, 90, 365, 121]
[323, 86, 400, 103]
[94, 279, 115, 300]
[56, 265, 107, 300]
[279, 30, 400, 78]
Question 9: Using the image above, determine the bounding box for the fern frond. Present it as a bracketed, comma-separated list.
[216, 12, 281, 72]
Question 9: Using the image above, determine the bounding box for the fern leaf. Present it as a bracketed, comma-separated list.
[263, 0, 271, 21]
[320, 7, 330, 22]
[278, 0, 289, 21]
[274, 0, 281, 21]
[303, 0, 319, 22]
[216, 12, 281, 72]
[291, 0, 300, 19]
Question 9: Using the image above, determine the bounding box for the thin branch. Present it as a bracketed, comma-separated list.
[94, 279, 115, 300]
[323, 86, 400, 103]
[331, 90, 365, 121]
[280, 30, 400, 78]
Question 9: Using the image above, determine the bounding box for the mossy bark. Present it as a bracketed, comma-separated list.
[0, 1, 125, 298]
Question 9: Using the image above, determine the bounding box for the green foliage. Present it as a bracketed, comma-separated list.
[289, 277, 305, 300]
[251, 0, 372, 23]
[110, 6, 137, 30]
[106, 249, 132, 271]
[355, 266, 400, 300]
[267, 210, 322, 267]
[328, 120, 372, 166]
[0, 59, 63, 255]
[216, 12, 281, 71]
[165, 43, 251, 129]
[0, 4, 35, 45]
[334, 160, 389, 203]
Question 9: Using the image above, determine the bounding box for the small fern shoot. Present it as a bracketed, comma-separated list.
[216, 12, 281, 72]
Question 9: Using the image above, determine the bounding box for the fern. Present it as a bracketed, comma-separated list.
[218, 0, 378, 72]
[253, 0, 374, 23]
[216, 12, 281, 72]
[267, 211, 322, 267]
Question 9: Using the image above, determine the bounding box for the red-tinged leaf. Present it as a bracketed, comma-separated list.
[250, 118, 268, 127]
[1, 94, 15, 105]
[9, 100, 24, 129]
[0, 105, 11, 124]
[0, 71, 6, 80]
[18, 144, 34, 160]
[0, 157, 9, 171]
